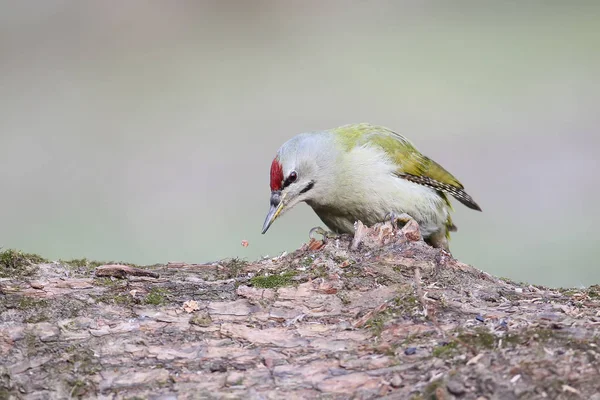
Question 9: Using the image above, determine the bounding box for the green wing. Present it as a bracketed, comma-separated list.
[332, 123, 481, 212]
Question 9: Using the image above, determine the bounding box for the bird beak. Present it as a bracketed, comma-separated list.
[262, 192, 285, 234]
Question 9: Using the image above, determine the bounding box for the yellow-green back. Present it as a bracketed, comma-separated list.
[331, 123, 481, 213]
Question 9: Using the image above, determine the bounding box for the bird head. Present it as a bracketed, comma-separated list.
[261, 133, 334, 234]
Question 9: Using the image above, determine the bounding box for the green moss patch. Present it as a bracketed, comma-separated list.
[61, 258, 105, 271]
[366, 291, 422, 337]
[18, 297, 50, 323]
[94, 292, 136, 306]
[250, 270, 297, 289]
[143, 287, 170, 306]
[189, 312, 212, 327]
[587, 285, 600, 299]
[432, 341, 459, 358]
[458, 327, 496, 349]
[220, 258, 249, 279]
[0, 249, 47, 278]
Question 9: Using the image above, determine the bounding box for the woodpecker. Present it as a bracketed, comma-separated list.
[261, 123, 481, 250]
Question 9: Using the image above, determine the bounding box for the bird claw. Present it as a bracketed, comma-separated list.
[309, 226, 338, 242]
[386, 212, 416, 230]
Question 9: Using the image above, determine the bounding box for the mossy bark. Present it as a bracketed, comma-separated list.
[1, 224, 599, 399]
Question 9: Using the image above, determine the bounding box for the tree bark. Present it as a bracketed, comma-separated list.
[1, 222, 599, 399]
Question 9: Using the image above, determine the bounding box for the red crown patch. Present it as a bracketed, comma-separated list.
[270, 159, 283, 191]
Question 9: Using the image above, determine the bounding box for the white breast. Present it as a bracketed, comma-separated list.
[310, 144, 449, 237]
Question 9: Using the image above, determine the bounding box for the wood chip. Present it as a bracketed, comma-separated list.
[95, 264, 159, 279]
[182, 300, 200, 313]
[29, 281, 44, 290]
[562, 385, 581, 395]
[307, 239, 325, 251]
[467, 353, 484, 365]
[351, 221, 368, 250]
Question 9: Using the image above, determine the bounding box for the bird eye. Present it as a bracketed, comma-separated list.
[283, 171, 297, 188]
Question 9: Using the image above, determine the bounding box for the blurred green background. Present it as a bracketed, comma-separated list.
[1, 2, 598, 287]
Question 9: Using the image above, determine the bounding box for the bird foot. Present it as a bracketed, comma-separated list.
[385, 212, 417, 230]
[386, 212, 422, 243]
[308, 226, 339, 242]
